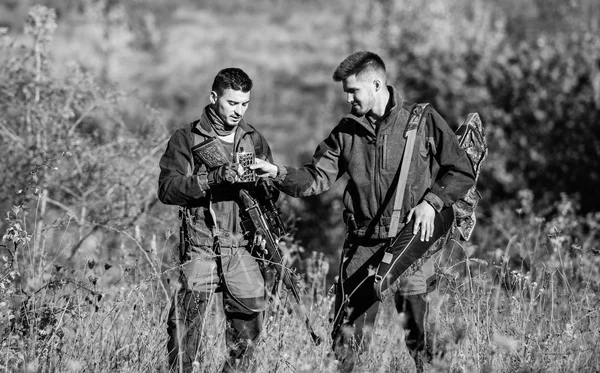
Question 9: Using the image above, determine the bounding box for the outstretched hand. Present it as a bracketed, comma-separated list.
[249, 158, 278, 178]
[406, 201, 436, 242]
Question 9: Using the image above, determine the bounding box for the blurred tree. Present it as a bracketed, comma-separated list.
[0, 6, 165, 265]
[484, 33, 600, 211]
[345, 0, 600, 212]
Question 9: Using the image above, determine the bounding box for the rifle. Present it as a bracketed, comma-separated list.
[239, 183, 322, 346]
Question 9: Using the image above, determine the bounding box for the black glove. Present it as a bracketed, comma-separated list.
[207, 163, 238, 185]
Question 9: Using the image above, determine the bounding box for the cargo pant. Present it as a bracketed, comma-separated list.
[393, 271, 438, 373]
[167, 244, 267, 373]
[332, 238, 438, 373]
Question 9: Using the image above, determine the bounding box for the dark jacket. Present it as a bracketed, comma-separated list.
[274, 86, 475, 239]
[158, 106, 274, 249]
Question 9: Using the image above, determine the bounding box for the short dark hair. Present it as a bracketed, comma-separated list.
[332, 51, 386, 82]
[212, 68, 253, 95]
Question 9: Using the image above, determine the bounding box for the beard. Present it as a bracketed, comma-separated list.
[350, 92, 375, 117]
[350, 104, 367, 116]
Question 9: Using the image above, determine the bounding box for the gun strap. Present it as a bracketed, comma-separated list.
[178, 207, 188, 262]
[388, 103, 429, 238]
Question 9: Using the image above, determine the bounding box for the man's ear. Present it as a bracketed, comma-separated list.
[373, 79, 381, 91]
[210, 91, 218, 104]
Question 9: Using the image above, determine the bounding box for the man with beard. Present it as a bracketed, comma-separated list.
[158, 68, 274, 372]
[250, 51, 475, 371]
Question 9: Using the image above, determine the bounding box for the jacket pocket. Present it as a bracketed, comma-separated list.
[220, 246, 267, 311]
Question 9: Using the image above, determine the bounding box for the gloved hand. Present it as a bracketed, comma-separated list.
[207, 163, 240, 185]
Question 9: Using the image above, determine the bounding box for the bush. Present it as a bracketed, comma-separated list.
[0, 7, 171, 370]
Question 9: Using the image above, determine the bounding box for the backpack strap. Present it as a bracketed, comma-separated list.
[388, 103, 429, 238]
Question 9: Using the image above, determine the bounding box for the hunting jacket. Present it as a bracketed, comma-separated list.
[158, 106, 274, 252]
[273, 86, 476, 239]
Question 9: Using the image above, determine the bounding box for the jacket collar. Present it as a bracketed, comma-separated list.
[342, 86, 406, 135]
[192, 105, 255, 138]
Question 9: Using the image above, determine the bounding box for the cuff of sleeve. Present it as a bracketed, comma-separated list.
[273, 164, 287, 183]
[195, 175, 211, 192]
[424, 192, 444, 213]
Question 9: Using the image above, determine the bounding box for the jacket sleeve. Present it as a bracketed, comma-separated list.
[273, 127, 345, 197]
[424, 109, 476, 211]
[157, 128, 210, 206]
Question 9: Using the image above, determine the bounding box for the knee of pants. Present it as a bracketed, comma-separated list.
[168, 289, 210, 326]
[166, 290, 211, 369]
[225, 308, 263, 343]
[394, 293, 428, 332]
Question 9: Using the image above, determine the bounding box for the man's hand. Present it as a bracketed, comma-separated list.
[253, 233, 268, 257]
[207, 163, 243, 185]
[249, 158, 278, 178]
[406, 201, 436, 242]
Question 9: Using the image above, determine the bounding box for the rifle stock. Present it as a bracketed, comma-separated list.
[239, 188, 322, 346]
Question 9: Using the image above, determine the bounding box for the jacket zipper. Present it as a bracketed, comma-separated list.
[374, 131, 382, 211]
[382, 134, 388, 170]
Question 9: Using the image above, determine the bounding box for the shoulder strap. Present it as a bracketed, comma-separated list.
[388, 103, 429, 238]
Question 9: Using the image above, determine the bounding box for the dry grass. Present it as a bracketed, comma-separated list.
[3, 226, 599, 373]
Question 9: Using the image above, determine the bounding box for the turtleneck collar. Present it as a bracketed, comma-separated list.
[207, 105, 237, 136]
